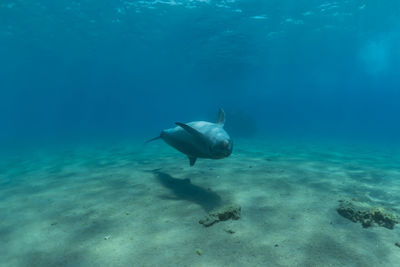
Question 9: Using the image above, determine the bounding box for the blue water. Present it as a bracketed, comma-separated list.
[1, 1, 399, 144]
[2, 2, 400, 265]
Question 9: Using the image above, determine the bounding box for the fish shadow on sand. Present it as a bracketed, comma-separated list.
[152, 170, 222, 212]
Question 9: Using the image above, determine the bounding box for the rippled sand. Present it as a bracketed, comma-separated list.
[1, 138, 400, 266]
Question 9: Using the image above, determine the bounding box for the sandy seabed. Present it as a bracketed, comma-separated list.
[1, 138, 400, 266]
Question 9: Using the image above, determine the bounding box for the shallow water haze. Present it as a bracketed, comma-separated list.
[1, 0, 400, 144]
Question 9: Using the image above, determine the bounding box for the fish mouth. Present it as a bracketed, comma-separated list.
[211, 150, 231, 159]
[211, 141, 233, 158]
[218, 150, 232, 158]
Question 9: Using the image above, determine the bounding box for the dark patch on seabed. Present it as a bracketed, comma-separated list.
[152, 170, 222, 212]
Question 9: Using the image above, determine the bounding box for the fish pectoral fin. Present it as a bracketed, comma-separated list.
[188, 156, 197, 166]
[175, 122, 202, 137]
[175, 122, 208, 144]
[216, 108, 225, 125]
[176, 122, 210, 154]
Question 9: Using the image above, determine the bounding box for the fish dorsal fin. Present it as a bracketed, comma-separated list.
[188, 156, 197, 166]
[216, 108, 225, 125]
[175, 122, 209, 147]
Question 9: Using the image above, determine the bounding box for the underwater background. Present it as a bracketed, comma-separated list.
[1, 0, 400, 145]
[1, 1, 400, 266]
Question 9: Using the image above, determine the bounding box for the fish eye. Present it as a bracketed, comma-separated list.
[222, 140, 229, 147]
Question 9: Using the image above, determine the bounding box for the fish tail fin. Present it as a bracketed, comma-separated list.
[145, 136, 161, 144]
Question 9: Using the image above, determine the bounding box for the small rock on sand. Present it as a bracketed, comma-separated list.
[224, 229, 235, 234]
[199, 204, 241, 227]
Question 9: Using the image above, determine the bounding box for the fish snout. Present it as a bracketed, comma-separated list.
[222, 139, 233, 157]
[210, 139, 233, 158]
[226, 144, 233, 156]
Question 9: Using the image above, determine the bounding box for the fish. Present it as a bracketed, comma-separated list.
[146, 108, 233, 166]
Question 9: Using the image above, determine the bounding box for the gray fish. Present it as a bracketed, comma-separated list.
[146, 109, 233, 166]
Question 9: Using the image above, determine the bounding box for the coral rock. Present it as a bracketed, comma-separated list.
[337, 199, 398, 229]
